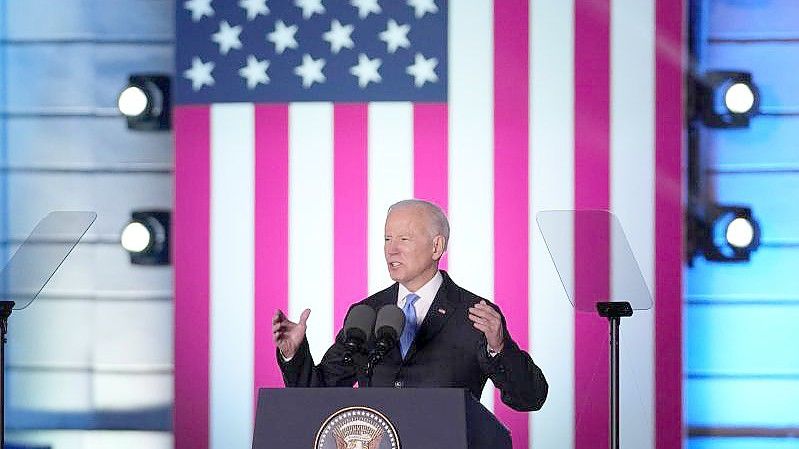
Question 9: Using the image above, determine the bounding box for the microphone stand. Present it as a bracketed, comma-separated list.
[345, 350, 371, 387]
[342, 335, 373, 387]
[344, 338, 396, 388]
[363, 337, 396, 387]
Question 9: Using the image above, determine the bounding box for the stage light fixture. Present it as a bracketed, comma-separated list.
[698, 71, 759, 128]
[117, 74, 171, 131]
[724, 82, 756, 114]
[121, 210, 170, 265]
[118, 85, 149, 117]
[725, 216, 756, 249]
[121, 221, 152, 253]
[692, 205, 761, 262]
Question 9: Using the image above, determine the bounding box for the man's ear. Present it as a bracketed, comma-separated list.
[432, 235, 446, 260]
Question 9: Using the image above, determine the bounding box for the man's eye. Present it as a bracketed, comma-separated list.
[400, 237, 409, 241]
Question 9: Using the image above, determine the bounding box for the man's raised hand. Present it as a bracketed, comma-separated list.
[468, 301, 504, 353]
[272, 308, 311, 360]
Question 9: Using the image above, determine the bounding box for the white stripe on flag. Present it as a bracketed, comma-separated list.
[448, 0, 495, 411]
[289, 102, 335, 363]
[530, 0, 576, 447]
[611, 1, 656, 448]
[210, 103, 255, 449]
[367, 102, 414, 295]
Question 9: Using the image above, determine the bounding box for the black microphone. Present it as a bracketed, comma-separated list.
[342, 304, 376, 353]
[373, 305, 405, 353]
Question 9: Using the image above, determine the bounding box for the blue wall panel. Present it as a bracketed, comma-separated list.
[704, 42, 799, 111]
[713, 173, 799, 243]
[686, 303, 799, 375]
[5, 44, 172, 112]
[686, 377, 799, 427]
[1, 0, 175, 445]
[686, 247, 799, 298]
[708, 0, 799, 39]
[7, 171, 172, 238]
[5, 0, 173, 41]
[0, 0, 7, 263]
[705, 116, 799, 169]
[6, 116, 173, 168]
[689, 438, 799, 449]
[688, 1, 799, 445]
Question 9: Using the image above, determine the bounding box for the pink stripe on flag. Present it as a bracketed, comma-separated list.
[254, 105, 289, 392]
[655, 0, 685, 447]
[334, 104, 369, 330]
[413, 103, 449, 269]
[174, 106, 211, 449]
[574, 0, 612, 447]
[493, 2, 530, 447]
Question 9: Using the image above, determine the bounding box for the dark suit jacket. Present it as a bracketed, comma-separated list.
[277, 271, 548, 411]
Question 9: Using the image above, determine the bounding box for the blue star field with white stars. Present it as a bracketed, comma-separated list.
[176, 0, 447, 104]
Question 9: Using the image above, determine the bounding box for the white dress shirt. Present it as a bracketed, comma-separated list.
[397, 270, 443, 327]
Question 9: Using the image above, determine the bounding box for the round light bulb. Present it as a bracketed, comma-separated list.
[726, 217, 754, 249]
[118, 85, 149, 117]
[121, 221, 152, 253]
[724, 82, 755, 114]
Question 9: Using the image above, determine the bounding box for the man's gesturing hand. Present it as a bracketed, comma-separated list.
[468, 300, 504, 353]
[272, 308, 311, 360]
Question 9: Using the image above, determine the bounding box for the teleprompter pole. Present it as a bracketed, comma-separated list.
[0, 301, 15, 449]
[596, 301, 633, 449]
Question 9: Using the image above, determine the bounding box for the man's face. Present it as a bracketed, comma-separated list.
[384, 207, 442, 291]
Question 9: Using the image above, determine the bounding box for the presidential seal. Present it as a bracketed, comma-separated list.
[314, 406, 400, 449]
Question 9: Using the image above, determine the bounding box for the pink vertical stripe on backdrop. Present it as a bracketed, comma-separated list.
[254, 105, 290, 394]
[655, 0, 685, 447]
[413, 103, 449, 269]
[574, 0, 612, 447]
[573, 211, 611, 442]
[334, 104, 369, 331]
[173, 106, 211, 449]
[573, 212, 611, 312]
[493, 1, 530, 448]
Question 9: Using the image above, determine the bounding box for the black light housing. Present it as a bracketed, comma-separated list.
[697, 71, 759, 128]
[117, 74, 171, 131]
[689, 205, 760, 263]
[121, 210, 171, 265]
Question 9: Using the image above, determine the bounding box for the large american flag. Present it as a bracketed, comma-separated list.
[173, 1, 684, 449]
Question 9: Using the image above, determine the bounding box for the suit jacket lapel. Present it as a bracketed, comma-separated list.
[404, 271, 458, 360]
[374, 283, 399, 308]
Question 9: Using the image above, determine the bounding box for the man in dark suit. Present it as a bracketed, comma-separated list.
[272, 199, 548, 411]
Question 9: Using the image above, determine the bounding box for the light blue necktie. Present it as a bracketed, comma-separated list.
[400, 293, 420, 358]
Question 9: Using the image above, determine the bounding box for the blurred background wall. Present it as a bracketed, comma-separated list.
[1, 1, 174, 448]
[685, 0, 799, 448]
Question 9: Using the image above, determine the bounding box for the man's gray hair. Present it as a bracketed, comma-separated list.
[388, 199, 450, 249]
